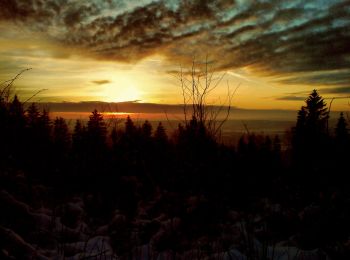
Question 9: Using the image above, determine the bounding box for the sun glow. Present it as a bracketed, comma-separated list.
[103, 83, 141, 102]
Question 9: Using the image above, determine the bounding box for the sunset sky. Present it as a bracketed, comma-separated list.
[1, 0, 350, 112]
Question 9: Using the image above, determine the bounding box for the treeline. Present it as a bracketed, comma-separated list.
[1, 89, 349, 198]
[1, 89, 350, 257]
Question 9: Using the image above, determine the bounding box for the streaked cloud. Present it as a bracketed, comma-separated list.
[91, 80, 111, 85]
[1, 0, 350, 109]
[275, 95, 306, 101]
[1, 1, 349, 76]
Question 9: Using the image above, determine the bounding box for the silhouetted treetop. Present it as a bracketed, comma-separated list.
[26, 103, 40, 126]
[141, 120, 152, 139]
[73, 119, 86, 151]
[87, 109, 107, 148]
[304, 89, 328, 132]
[53, 117, 70, 151]
[294, 90, 329, 137]
[125, 115, 137, 137]
[335, 112, 348, 141]
[154, 122, 167, 142]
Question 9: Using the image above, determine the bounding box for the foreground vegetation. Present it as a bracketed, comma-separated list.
[1, 82, 350, 259]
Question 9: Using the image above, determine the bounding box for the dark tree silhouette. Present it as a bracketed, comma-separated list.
[335, 112, 348, 142]
[87, 109, 107, 150]
[110, 126, 119, 148]
[26, 103, 40, 127]
[304, 89, 328, 134]
[53, 117, 70, 153]
[72, 119, 87, 152]
[295, 106, 307, 133]
[38, 109, 52, 141]
[5, 95, 26, 160]
[292, 90, 329, 165]
[154, 122, 167, 143]
[141, 120, 152, 139]
[334, 112, 349, 162]
[125, 115, 137, 137]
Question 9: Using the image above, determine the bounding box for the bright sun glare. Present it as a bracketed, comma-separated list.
[104, 84, 141, 102]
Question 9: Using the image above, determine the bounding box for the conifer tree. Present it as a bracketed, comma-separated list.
[53, 117, 70, 152]
[87, 109, 107, 148]
[304, 89, 328, 133]
[9, 95, 26, 131]
[292, 89, 329, 164]
[26, 103, 40, 127]
[38, 109, 52, 141]
[335, 112, 348, 141]
[141, 120, 152, 139]
[73, 119, 86, 151]
[110, 126, 118, 147]
[125, 115, 136, 137]
[154, 122, 167, 143]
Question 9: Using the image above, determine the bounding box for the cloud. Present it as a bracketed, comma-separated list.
[1, 0, 350, 89]
[321, 86, 350, 94]
[276, 95, 306, 101]
[91, 79, 111, 85]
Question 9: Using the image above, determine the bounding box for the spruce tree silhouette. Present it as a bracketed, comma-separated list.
[292, 90, 329, 166]
[141, 120, 152, 139]
[38, 109, 52, 143]
[154, 122, 167, 143]
[334, 112, 349, 162]
[9, 95, 24, 121]
[121, 116, 139, 153]
[72, 119, 86, 153]
[335, 112, 348, 142]
[305, 90, 328, 133]
[110, 126, 119, 148]
[125, 115, 137, 137]
[87, 109, 107, 151]
[53, 117, 70, 154]
[7, 95, 26, 161]
[26, 103, 40, 126]
[26, 103, 41, 154]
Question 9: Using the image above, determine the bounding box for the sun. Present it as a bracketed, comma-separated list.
[103, 83, 142, 102]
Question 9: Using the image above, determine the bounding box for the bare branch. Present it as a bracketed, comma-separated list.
[0, 68, 32, 102]
[23, 89, 48, 104]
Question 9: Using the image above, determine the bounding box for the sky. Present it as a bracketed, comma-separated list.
[0, 0, 350, 112]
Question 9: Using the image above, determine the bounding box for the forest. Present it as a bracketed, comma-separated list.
[1, 79, 350, 259]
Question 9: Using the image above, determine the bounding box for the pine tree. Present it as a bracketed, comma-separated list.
[26, 103, 40, 127]
[73, 120, 86, 151]
[125, 115, 136, 137]
[87, 109, 107, 148]
[6, 95, 26, 159]
[154, 122, 167, 143]
[295, 106, 307, 133]
[292, 89, 329, 164]
[53, 117, 70, 152]
[9, 95, 26, 130]
[335, 112, 348, 142]
[141, 120, 152, 139]
[38, 109, 52, 141]
[110, 126, 118, 147]
[305, 89, 328, 133]
[9, 95, 24, 119]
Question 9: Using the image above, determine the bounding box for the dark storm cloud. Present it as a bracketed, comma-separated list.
[1, 0, 350, 88]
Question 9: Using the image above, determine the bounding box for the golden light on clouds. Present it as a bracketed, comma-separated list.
[0, 0, 350, 112]
[102, 82, 142, 102]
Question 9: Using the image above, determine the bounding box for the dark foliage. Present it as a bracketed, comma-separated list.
[1, 88, 350, 259]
